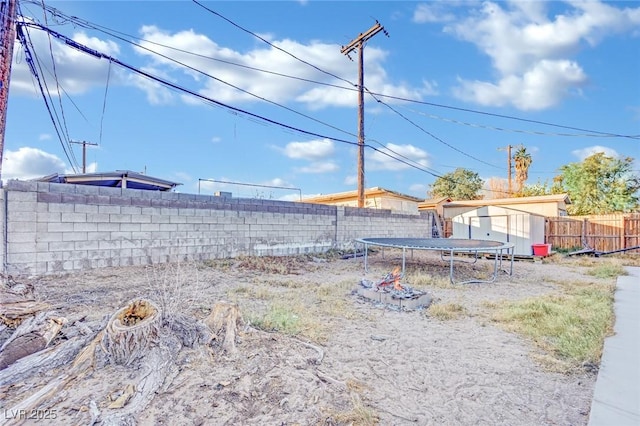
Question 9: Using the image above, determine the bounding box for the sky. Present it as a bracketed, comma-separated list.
[3, 0, 640, 201]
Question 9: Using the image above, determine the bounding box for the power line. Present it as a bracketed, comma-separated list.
[15, 20, 78, 172]
[32, 1, 638, 147]
[11, 12, 538, 199]
[18, 6, 626, 199]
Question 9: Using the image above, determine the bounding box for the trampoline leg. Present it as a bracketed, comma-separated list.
[449, 249, 455, 284]
[491, 252, 499, 281]
[363, 243, 369, 273]
[508, 248, 514, 275]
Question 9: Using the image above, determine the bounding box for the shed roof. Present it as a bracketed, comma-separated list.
[36, 170, 181, 191]
[445, 193, 571, 207]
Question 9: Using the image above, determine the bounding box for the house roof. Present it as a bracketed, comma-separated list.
[444, 193, 571, 207]
[418, 197, 452, 208]
[302, 186, 423, 203]
[36, 170, 181, 192]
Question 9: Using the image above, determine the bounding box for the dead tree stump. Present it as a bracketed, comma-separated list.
[204, 301, 243, 355]
[102, 299, 161, 366]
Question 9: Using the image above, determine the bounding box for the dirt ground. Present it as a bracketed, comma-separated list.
[0, 250, 607, 426]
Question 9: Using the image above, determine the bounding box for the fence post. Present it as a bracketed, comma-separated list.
[622, 215, 627, 251]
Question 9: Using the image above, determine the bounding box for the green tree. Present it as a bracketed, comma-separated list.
[513, 145, 532, 194]
[555, 153, 640, 214]
[518, 178, 566, 197]
[429, 168, 484, 200]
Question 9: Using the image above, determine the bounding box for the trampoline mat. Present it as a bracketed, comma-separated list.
[357, 238, 508, 250]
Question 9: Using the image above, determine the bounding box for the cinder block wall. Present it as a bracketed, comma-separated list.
[1, 180, 432, 276]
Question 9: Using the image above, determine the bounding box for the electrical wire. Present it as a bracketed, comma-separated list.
[15, 21, 77, 173]
[19, 3, 634, 197]
[24, 0, 639, 141]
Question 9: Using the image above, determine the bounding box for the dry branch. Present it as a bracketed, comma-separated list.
[100, 333, 182, 425]
[0, 288, 50, 327]
[0, 312, 67, 370]
[0, 323, 103, 386]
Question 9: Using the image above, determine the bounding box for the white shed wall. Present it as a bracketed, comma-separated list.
[452, 206, 546, 256]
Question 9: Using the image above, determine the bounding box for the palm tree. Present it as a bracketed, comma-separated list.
[513, 145, 532, 194]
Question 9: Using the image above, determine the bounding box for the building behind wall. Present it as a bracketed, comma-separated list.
[302, 187, 423, 214]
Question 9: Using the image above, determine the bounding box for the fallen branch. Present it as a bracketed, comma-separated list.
[2, 332, 103, 426]
[100, 333, 181, 425]
[315, 370, 347, 391]
[293, 337, 325, 365]
[0, 324, 102, 386]
[0, 313, 67, 370]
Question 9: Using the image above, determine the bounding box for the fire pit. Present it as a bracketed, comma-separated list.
[356, 267, 432, 310]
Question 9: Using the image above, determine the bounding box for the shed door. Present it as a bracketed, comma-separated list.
[469, 215, 509, 242]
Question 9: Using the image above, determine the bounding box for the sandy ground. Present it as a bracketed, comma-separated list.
[0, 250, 604, 426]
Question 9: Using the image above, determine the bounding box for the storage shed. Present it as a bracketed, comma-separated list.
[451, 205, 546, 256]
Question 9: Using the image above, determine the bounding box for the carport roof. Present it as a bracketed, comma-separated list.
[36, 170, 181, 191]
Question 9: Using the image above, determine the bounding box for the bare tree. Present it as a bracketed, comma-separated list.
[485, 177, 510, 199]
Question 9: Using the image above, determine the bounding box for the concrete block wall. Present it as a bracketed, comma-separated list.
[1, 180, 432, 276]
[338, 206, 432, 243]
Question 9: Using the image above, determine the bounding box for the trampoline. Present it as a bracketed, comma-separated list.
[355, 238, 515, 285]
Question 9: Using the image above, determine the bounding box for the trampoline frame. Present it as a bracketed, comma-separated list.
[355, 238, 515, 285]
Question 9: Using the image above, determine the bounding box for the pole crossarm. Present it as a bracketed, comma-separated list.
[340, 22, 384, 55]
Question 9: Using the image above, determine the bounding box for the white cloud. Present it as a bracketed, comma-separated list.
[453, 59, 587, 110]
[413, 3, 456, 23]
[261, 178, 294, 188]
[2, 147, 67, 181]
[283, 138, 335, 161]
[135, 26, 421, 109]
[295, 161, 339, 174]
[368, 143, 430, 171]
[344, 175, 357, 185]
[434, 1, 640, 110]
[409, 183, 428, 197]
[13, 14, 428, 111]
[572, 146, 620, 161]
[84, 162, 98, 174]
[172, 172, 192, 183]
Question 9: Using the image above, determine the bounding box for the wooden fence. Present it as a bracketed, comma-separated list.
[440, 213, 640, 254]
[545, 213, 640, 254]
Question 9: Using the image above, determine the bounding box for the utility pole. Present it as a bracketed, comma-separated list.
[341, 21, 387, 208]
[0, 0, 17, 183]
[70, 140, 98, 173]
[498, 145, 513, 195]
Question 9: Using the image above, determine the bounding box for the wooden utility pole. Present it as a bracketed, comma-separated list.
[0, 0, 17, 183]
[498, 144, 513, 195]
[70, 140, 98, 173]
[341, 21, 387, 208]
